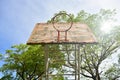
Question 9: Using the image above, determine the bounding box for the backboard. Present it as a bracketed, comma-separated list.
[27, 22, 97, 44]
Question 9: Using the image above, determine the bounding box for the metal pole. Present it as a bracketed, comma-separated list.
[75, 44, 77, 80]
[44, 45, 49, 80]
[57, 31, 60, 42]
[65, 31, 67, 41]
[78, 44, 80, 80]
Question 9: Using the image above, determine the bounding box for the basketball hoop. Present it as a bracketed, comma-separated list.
[52, 13, 73, 31]
[52, 13, 73, 42]
[27, 12, 97, 80]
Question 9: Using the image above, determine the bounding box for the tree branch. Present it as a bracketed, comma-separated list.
[80, 72, 92, 78]
[30, 63, 38, 79]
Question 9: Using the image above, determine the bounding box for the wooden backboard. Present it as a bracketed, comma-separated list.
[27, 22, 97, 44]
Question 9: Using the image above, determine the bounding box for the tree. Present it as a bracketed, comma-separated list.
[48, 9, 120, 80]
[78, 9, 120, 80]
[105, 54, 120, 80]
[105, 64, 120, 80]
[0, 44, 65, 80]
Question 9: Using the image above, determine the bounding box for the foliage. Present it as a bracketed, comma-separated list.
[48, 9, 120, 80]
[77, 9, 120, 80]
[0, 74, 14, 80]
[0, 44, 65, 80]
[105, 64, 120, 80]
[105, 54, 120, 80]
[0, 54, 2, 60]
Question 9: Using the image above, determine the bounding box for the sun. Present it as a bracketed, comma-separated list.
[101, 21, 114, 33]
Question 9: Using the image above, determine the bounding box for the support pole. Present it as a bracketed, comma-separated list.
[57, 31, 60, 42]
[78, 44, 80, 80]
[65, 31, 67, 41]
[44, 45, 49, 80]
[75, 44, 77, 80]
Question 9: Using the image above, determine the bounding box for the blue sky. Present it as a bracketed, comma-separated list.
[0, 0, 120, 78]
[0, 0, 120, 53]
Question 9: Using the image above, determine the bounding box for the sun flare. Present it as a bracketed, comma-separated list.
[101, 21, 115, 33]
